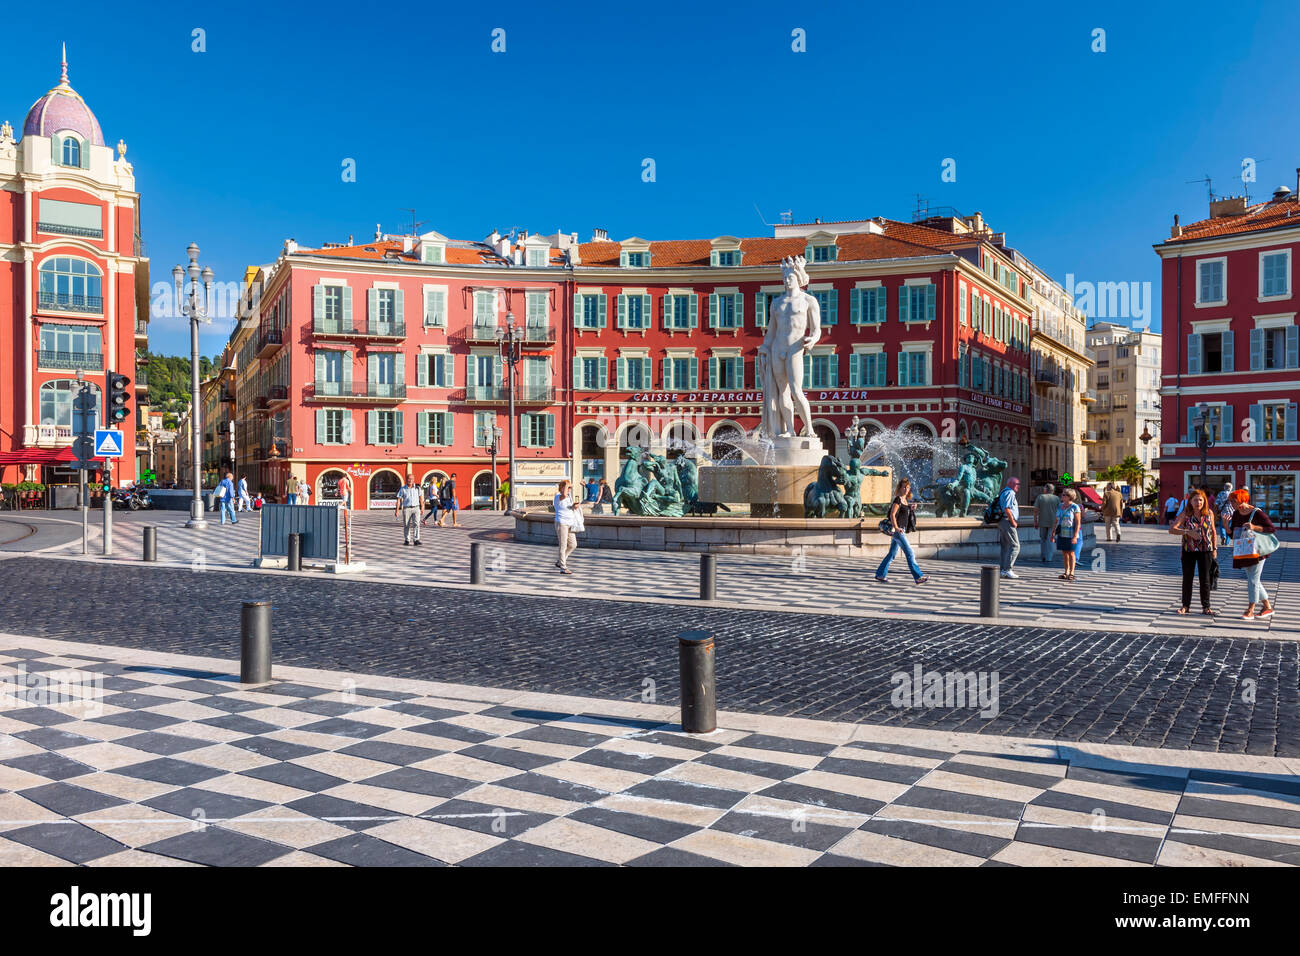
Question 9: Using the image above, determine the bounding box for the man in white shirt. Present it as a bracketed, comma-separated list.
[999, 476, 1022, 579]
[1164, 494, 1180, 524]
[395, 475, 422, 546]
[237, 475, 251, 512]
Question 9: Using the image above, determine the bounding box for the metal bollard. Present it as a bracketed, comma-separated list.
[700, 553, 716, 601]
[979, 565, 999, 618]
[142, 526, 157, 562]
[287, 533, 301, 572]
[678, 630, 717, 733]
[470, 541, 484, 584]
[240, 601, 272, 684]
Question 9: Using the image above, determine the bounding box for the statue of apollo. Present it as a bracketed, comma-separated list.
[757, 255, 821, 439]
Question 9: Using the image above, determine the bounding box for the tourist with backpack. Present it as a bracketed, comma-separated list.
[437, 475, 460, 528]
[422, 476, 440, 526]
[991, 476, 1022, 579]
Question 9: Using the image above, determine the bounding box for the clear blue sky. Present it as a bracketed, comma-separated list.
[5, 0, 1296, 357]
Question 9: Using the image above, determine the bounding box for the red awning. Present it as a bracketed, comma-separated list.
[0, 447, 79, 465]
[1077, 485, 1102, 507]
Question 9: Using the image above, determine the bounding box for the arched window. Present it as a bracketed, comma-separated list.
[814, 424, 837, 456]
[368, 470, 403, 508]
[39, 380, 100, 429]
[711, 427, 744, 464]
[473, 471, 495, 502]
[38, 257, 103, 313]
[318, 469, 346, 502]
[61, 136, 81, 167]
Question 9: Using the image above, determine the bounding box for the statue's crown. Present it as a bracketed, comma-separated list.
[780, 255, 809, 287]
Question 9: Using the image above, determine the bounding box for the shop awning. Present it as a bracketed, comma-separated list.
[1077, 485, 1102, 507]
[0, 447, 80, 465]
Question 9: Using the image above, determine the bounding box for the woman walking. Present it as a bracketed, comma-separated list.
[554, 479, 579, 574]
[1169, 487, 1217, 616]
[875, 478, 929, 584]
[1229, 488, 1276, 619]
[1052, 487, 1083, 581]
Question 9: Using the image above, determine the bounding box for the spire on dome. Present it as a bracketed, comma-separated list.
[21, 44, 106, 146]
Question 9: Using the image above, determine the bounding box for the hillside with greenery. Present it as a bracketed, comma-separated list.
[140, 351, 216, 416]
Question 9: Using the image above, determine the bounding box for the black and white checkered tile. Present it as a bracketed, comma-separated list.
[2, 644, 1297, 866]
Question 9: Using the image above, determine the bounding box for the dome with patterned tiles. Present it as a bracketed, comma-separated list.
[22, 46, 105, 147]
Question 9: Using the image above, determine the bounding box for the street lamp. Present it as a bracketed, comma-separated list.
[1192, 404, 1214, 493]
[1138, 419, 1160, 524]
[173, 244, 214, 529]
[480, 420, 503, 510]
[494, 314, 524, 511]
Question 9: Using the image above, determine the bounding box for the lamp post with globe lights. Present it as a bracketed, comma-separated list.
[172, 244, 214, 529]
[495, 314, 524, 511]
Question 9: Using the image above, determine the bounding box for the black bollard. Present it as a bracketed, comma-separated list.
[287, 533, 301, 572]
[979, 565, 999, 618]
[700, 553, 716, 601]
[470, 541, 484, 584]
[142, 526, 156, 562]
[240, 601, 272, 684]
[678, 630, 716, 733]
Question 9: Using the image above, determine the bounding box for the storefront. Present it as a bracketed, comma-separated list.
[1167, 461, 1298, 529]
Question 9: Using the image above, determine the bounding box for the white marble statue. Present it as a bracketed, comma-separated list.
[758, 254, 821, 439]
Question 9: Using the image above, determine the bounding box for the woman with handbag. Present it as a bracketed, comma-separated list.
[1229, 488, 1277, 619]
[875, 478, 929, 585]
[1169, 487, 1217, 615]
[1051, 488, 1083, 582]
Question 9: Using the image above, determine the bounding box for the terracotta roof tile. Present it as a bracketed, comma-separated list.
[1163, 197, 1300, 244]
[576, 229, 955, 268]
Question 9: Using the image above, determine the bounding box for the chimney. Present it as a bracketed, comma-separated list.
[283, 238, 298, 255]
[348, 235, 353, 245]
[1170, 214, 1182, 239]
[1209, 196, 1249, 219]
[487, 229, 500, 245]
[374, 223, 382, 241]
[402, 236, 414, 254]
[496, 236, 511, 259]
[593, 228, 608, 242]
[513, 248, 523, 266]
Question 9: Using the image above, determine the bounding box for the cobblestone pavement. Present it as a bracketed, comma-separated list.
[3, 637, 1298, 867]
[16, 510, 1298, 640]
[0, 553, 1297, 756]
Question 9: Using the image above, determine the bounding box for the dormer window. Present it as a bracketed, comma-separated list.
[710, 237, 743, 268]
[715, 251, 737, 266]
[422, 245, 444, 264]
[51, 132, 88, 170]
[527, 248, 547, 267]
[625, 252, 645, 267]
[810, 244, 836, 262]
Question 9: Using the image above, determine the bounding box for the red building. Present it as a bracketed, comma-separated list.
[1155, 182, 1300, 527]
[0, 52, 148, 489]
[237, 212, 1038, 509]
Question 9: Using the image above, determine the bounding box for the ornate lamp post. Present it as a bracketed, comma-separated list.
[1192, 404, 1214, 492]
[480, 421, 503, 510]
[494, 314, 524, 511]
[172, 244, 214, 529]
[1138, 418, 1160, 523]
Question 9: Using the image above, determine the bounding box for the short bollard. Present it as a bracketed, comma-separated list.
[470, 541, 484, 584]
[240, 601, 272, 684]
[678, 630, 716, 734]
[142, 526, 157, 563]
[287, 533, 301, 572]
[979, 565, 999, 618]
[699, 553, 716, 601]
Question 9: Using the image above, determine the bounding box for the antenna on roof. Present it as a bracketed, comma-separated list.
[1186, 175, 1216, 203]
[400, 208, 431, 236]
[753, 203, 772, 227]
[780, 210, 792, 225]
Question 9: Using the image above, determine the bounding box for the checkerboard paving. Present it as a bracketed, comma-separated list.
[34, 512, 1299, 640]
[2, 637, 1298, 866]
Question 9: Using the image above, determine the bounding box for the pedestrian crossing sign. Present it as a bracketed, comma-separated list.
[94, 429, 124, 458]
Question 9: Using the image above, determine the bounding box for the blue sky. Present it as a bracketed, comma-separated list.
[4, 0, 1297, 356]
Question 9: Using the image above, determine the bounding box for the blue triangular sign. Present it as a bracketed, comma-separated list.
[94, 429, 123, 457]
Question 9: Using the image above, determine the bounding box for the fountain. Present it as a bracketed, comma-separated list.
[513, 254, 1093, 558]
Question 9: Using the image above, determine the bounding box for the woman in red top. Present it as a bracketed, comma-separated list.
[1229, 488, 1276, 619]
[1169, 488, 1217, 615]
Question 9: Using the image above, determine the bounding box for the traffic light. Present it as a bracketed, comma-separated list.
[72, 384, 96, 468]
[107, 374, 131, 424]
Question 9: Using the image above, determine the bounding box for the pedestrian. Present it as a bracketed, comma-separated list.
[1164, 492, 1180, 524]
[584, 477, 599, 506]
[554, 479, 578, 574]
[874, 478, 929, 584]
[216, 471, 238, 525]
[237, 474, 251, 512]
[594, 478, 612, 515]
[253, 493, 265, 511]
[496, 477, 508, 511]
[1033, 482, 1060, 563]
[1169, 487, 1217, 616]
[1102, 482, 1123, 542]
[438, 475, 460, 528]
[1052, 488, 1082, 581]
[300, 482, 311, 506]
[1214, 481, 1234, 544]
[1229, 488, 1276, 620]
[338, 473, 353, 511]
[998, 476, 1022, 579]
[395, 474, 422, 546]
[285, 474, 299, 506]
[422, 476, 440, 526]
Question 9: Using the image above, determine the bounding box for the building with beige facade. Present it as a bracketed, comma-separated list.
[1085, 320, 1162, 478]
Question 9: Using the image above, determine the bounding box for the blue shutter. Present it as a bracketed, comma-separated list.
[598, 293, 608, 328]
[662, 358, 671, 389]
[1187, 334, 1201, 374]
[394, 411, 403, 445]
[802, 354, 811, 389]
[573, 294, 584, 328]
[755, 292, 767, 328]
[898, 286, 907, 322]
[849, 354, 861, 387]
[312, 285, 325, 323]
[1247, 404, 1263, 443]
[875, 289, 886, 325]
[708, 356, 718, 389]
[688, 295, 698, 329]
[573, 356, 584, 390]
[850, 289, 861, 325]
[367, 410, 377, 444]
[708, 294, 719, 329]
[661, 294, 672, 330]
[342, 286, 353, 331]
[1288, 403, 1298, 442]
[688, 358, 698, 389]
[1288, 326, 1299, 368]
[1250, 328, 1263, 370]
[829, 353, 839, 386]
[617, 294, 627, 329]
[897, 351, 908, 387]
[925, 284, 935, 321]
[828, 289, 838, 326]
[598, 356, 608, 389]
[1221, 330, 1234, 372]
[545, 414, 555, 447]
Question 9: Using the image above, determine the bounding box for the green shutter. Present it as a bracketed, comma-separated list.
[849, 354, 860, 387]
[466, 354, 478, 388]
[617, 294, 627, 329]
[394, 289, 404, 325]
[755, 293, 767, 327]
[315, 351, 325, 387]
[573, 294, 584, 328]
[394, 411, 404, 444]
[926, 285, 935, 321]
[394, 354, 405, 388]
[316, 409, 326, 443]
[493, 354, 503, 390]
[312, 285, 325, 323]
[445, 353, 455, 387]
[688, 358, 698, 389]
[828, 290, 838, 326]
[342, 351, 353, 392]
[573, 356, 584, 390]
[802, 354, 811, 389]
[688, 295, 698, 329]
[417, 354, 428, 387]
[367, 410, 377, 444]
[617, 357, 628, 389]
[416, 411, 427, 445]
[734, 293, 743, 328]
[850, 289, 861, 325]
[598, 293, 608, 328]
[598, 356, 608, 389]
[444, 412, 454, 446]
[662, 358, 671, 389]
[342, 286, 353, 330]
[661, 294, 672, 329]
[875, 289, 886, 324]
[897, 351, 908, 387]
[644, 294, 653, 327]
[545, 414, 555, 447]
[708, 356, 718, 389]
[898, 286, 907, 322]
[367, 353, 378, 391]
[708, 294, 719, 329]
[710, 250, 718, 266]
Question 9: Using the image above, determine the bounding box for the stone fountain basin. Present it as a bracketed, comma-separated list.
[512, 510, 1096, 560]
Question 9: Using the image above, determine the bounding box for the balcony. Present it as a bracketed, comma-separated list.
[463, 322, 501, 343]
[1080, 389, 1097, 404]
[135, 319, 149, 342]
[461, 384, 556, 405]
[220, 389, 234, 404]
[312, 318, 406, 340]
[521, 324, 557, 346]
[256, 328, 284, 359]
[1034, 370, 1058, 387]
[1095, 431, 1111, 442]
[463, 385, 509, 404]
[217, 421, 231, 435]
[1081, 431, 1098, 444]
[38, 349, 103, 371]
[254, 396, 270, 411]
[32, 424, 73, 447]
[1034, 420, 1059, 435]
[37, 221, 104, 240]
[38, 292, 103, 314]
[515, 385, 556, 404]
[266, 384, 290, 408]
[135, 369, 148, 393]
[308, 381, 406, 403]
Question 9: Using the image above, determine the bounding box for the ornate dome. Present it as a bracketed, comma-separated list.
[22, 47, 105, 146]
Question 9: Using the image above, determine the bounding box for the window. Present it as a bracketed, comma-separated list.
[667, 294, 696, 330]
[316, 350, 345, 395]
[38, 324, 103, 368]
[39, 380, 100, 428]
[804, 352, 837, 389]
[369, 410, 401, 445]
[714, 250, 738, 266]
[618, 355, 651, 390]
[897, 349, 929, 387]
[1262, 402, 1288, 441]
[369, 353, 398, 396]
[810, 244, 837, 262]
[851, 351, 886, 387]
[1197, 259, 1226, 305]
[525, 291, 548, 331]
[59, 136, 81, 167]
[473, 411, 495, 447]
[664, 356, 698, 390]
[1261, 251, 1290, 299]
[852, 287, 886, 325]
[317, 409, 350, 445]
[419, 411, 453, 446]
[419, 352, 452, 387]
[1250, 475, 1296, 526]
[318, 286, 344, 327]
[526, 247, 548, 267]
[709, 355, 743, 389]
[1252, 325, 1298, 370]
[900, 284, 936, 323]
[38, 257, 103, 312]
[577, 293, 607, 329]
[38, 198, 102, 238]
[522, 413, 555, 447]
[811, 289, 838, 326]
[421, 244, 444, 264]
[710, 293, 740, 329]
[1189, 330, 1232, 374]
[624, 252, 645, 268]
[473, 291, 497, 331]
[577, 355, 607, 390]
[619, 293, 650, 330]
[473, 354, 497, 388]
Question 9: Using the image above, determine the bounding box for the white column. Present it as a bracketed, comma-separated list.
[23, 249, 33, 441]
